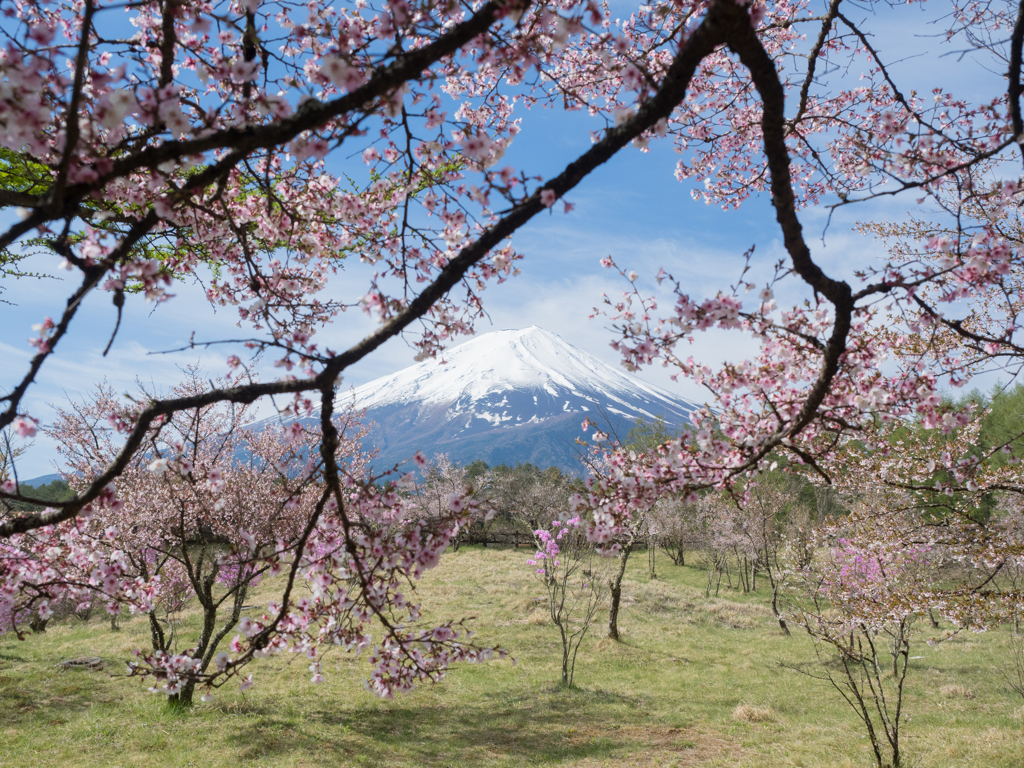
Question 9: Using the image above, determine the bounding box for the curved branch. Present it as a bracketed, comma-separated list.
[310, 0, 741, 387]
[1010, 0, 1024, 162]
[0, 210, 157, 431]
[0, 372, 316, 536]
[51, 0, 96, 210]
[727, 11, 854, 442]
[791, 0, 843, 126]
[910, 293, 1024, 356]
[0, 189, 46, 208]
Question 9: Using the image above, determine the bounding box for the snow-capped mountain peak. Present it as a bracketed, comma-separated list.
[329, 327, 699, 472]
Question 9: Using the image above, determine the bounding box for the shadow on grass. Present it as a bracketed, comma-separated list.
[223, 685, 706, 766]
[0, 668, 123, 724]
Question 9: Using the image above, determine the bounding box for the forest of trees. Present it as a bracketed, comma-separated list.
[4, 479, 74, 513]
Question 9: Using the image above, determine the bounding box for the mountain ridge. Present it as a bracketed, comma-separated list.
[258, 327, 701, 474]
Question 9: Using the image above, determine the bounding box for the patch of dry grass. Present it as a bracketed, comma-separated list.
[624, 579, 771, 630]
[940, 684, 976, 699]
[732, 703, 776, 723]
[525, 608, 549, 625]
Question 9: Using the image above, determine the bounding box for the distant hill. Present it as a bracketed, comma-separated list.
[5, 476, 73, 512]
[21, 473, 63, 488]
[254, 327, 701, 474]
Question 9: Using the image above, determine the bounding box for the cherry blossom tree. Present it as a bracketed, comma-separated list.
[406, 453, 493, 551]
[4, 0, 1024, 697]
[576, 418, 663, 641]
[4, 368, 504, 703]
[650, 495, 699, 567]
[777, 400, 1024, 764]
[736, 471, 804, 633]
[688, 492, 759, 597]
[489, 462, 574, 544]
[46, 371, 343, 706]
[806, 400, 1024, 631]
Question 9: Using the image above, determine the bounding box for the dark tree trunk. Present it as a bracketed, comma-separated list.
[166, 544, 247, 710]
[607, 543, 632, 641]
[168, 678, 197, 710]
[761, 548, 790, 636]
[770, 583, 790, 635]
[149, 610, 168, 652]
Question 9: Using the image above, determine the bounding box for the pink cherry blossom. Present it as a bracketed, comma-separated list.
[13, 417, 37, 439]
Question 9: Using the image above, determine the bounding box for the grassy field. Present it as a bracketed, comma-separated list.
[1, 546, 1022, 767]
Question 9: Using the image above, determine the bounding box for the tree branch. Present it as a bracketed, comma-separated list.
[1010, 0, 1024, 163]
[727, 8, 854, 444]
[0, 0, 522, 252]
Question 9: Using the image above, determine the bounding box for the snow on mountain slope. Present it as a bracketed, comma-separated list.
[338, 326, 695, 421]
[324, 327, 701, 473]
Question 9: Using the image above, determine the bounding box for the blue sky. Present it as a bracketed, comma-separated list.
[0, 0, 1009, 478]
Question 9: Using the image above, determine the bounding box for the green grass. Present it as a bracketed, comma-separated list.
[2, 546, 1022, 767]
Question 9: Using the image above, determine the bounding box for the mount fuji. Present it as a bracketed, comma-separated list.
[328, 326, 701, 474]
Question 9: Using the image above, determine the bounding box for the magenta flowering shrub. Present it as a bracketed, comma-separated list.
[819, 540, 933, 625]
[528, 517, 581, 578]
[785, 496, 952, 768]
[527, 516, 608, 687]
